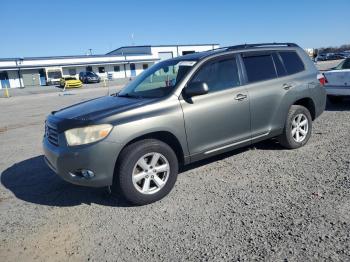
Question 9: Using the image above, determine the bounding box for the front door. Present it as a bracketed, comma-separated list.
[180, 55, 251, 159]
[130, 63, 136, 77]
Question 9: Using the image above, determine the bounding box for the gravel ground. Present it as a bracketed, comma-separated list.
[0, 88, 349, 261]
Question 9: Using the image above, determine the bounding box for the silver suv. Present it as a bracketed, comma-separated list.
[43, 43, 326, 205]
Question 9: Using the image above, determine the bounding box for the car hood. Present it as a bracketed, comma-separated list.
[53, 95, 155, 121]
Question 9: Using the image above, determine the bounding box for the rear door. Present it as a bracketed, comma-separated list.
[180, 54, 251, 158]
[240, 50, 306, 138]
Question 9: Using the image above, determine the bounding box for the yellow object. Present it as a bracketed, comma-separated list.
[103, 78, 107, 87]
[60, 77, 83, 89]
[4, 85, 10, 98]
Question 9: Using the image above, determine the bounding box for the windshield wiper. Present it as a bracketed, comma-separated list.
[117, 93, 144, 99]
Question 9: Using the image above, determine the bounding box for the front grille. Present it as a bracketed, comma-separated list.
[45, 122, 59, 146]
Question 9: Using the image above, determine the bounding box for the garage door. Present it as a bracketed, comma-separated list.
[22, 70, 40, 87]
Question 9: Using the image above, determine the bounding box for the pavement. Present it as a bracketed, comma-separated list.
[0, 88, 349, 261]
[0, 79, 128, 98]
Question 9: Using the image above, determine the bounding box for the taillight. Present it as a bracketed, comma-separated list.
[317, 73, 328, 86]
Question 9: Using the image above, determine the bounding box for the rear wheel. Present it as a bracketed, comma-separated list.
[278, 105, 312, 149]
[113, 139, 178, 205]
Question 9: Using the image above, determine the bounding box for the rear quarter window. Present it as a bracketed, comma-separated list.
[279, 51, 305, 75]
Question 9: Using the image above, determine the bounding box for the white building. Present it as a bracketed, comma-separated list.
[0, 44, 219, 89]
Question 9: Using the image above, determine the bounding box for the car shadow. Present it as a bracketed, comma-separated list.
[1, 140, 284, 207]
[325, 97, 350, 111]
[1, 155, 131, 207]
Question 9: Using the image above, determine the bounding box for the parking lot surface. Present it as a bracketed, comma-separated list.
[0, 88, 349, 261]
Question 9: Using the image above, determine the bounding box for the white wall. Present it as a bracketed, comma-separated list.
[8, 70, 21, 88]
[61, 62, 154, 80]
[151, 45, 219, 59]
[0, 44, 219, 88]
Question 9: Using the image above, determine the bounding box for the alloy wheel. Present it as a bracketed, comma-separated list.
[291, 113, 309, 143]
[132, 152, 170, 195]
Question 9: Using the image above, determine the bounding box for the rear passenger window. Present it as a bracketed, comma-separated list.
[272, 53, 287, 77]
[243, 54, 277, 83]
[279, 51, 305, 74]
[191, 56, 241, 93]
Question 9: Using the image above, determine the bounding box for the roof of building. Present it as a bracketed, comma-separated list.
[106, 44, 220, 56]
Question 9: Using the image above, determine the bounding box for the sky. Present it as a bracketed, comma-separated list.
[1, 0, 349, 58]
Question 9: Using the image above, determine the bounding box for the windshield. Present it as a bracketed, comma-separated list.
[118, 60, 196, 98]
[87, 72, 97, 76]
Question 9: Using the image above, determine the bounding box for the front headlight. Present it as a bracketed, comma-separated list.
[65, 124, 113, 146]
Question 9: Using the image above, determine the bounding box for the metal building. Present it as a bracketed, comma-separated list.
[0, 44, 219, 89]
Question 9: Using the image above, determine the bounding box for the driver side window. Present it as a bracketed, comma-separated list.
[191, 56, 241, 93]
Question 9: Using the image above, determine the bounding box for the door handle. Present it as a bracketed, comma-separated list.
[282, 83, 292, 90]
[235, 94, 247, 101]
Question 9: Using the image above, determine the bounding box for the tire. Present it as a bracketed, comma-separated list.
[113, 139, 178, 205]
[328, 95, 343, 104]
[278, 105, 312, 149]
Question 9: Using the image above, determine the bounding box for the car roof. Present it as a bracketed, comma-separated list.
[172, 43, 300, 62]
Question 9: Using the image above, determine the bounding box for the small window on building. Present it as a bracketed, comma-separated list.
[86, 66, 92, 72]
[142, 64, 148, 70]
[243, 54, 277, 83]
[68, 68, 76, 76]
[98, 67, 105, 73]
[114, 65, 120, 72]
[279, 51, 305, 75]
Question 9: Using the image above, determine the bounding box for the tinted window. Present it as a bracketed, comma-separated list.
[114, 66, 120, 72]
[272, 53, 287, 77]
[341, 59, 350, 69]
[98, 67, 105, 73]
[279, 51, 304, 74]
[191, 57, 240, 93]
[243, 54, 277, 82]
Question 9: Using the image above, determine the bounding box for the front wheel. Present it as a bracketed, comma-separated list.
[114, 139, 178, 205]
[278, 105, 312, 149]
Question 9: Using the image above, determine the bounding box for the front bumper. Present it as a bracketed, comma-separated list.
[66, 83, 83, 88]
[87, 79, 100, 83]
[325, 85, 350, 96]
[43, 136, 122, 187]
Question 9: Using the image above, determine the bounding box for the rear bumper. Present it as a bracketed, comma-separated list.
[43, 137, 122, 187]
[325, 86, 350, 96]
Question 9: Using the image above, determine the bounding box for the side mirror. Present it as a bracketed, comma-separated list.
[183, 81, 209, 97]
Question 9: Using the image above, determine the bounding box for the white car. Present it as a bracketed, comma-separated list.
[323, 58, 350, 103]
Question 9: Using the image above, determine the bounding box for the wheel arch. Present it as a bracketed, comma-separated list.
[113, 131, 186, 182]
[292, 97, 316, 120]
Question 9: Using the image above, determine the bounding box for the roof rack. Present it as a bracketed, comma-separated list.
[226, 43, 299, 51]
